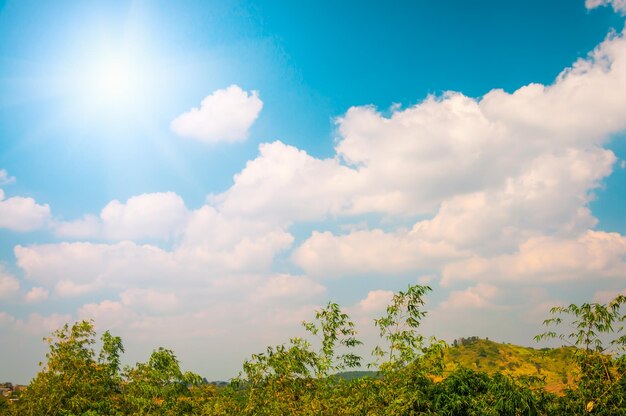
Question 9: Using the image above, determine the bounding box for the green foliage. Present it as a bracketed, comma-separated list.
[121, 347, 203, 415]
[0, 395, 9, 412]
[234, 301, 363, 414]
[372, 284, 447, 375]
[9, 289, 626, 415]
[536, 294, 626, 415]
[302, 301, 362, 377]
[11, 320, 124, 416]
[429, 368, 548, 416]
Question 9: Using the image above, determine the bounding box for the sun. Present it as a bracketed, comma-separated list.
[45, 24, 178, 126]
[95, 60, 136, 102]
[80, 54, 146, 112]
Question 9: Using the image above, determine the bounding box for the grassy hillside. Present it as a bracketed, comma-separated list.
[443, 338, 576, 394]
[337, 338, 577, 394]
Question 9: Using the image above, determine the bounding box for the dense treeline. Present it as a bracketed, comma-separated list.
[1, 285, 625, 415]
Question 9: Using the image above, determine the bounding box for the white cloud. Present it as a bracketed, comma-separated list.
[120, 288, 179, 313]
[0, 169, 15, 185]
[25, 287, 49, 303]
[21, 27, 626, 297]
[0, 170, 50, 232]
[411, 147, 614, 254]
[287, 28, 626, 280]
[213, 141, 359, 222]
[171, 85, 263, 143]
[441, 230, 626, 286]
[54, 215, 101, 239]
[56, 192, 189, 241]
[180, 204, 291, 252]
[78, 300, 136, 331]
[15, 242, 176, 295]
[438, 284, 499, 310]
[100, 192, 189, 241]
[586, 0, 626, 14]
[12, 313, 73, 335]
[212, 29, 626, 226]
[250, 274, 326, 303]
[355, 290, 394, 313]
[0, 194, 50, 232]
[17, 214, 293, 297]
[0, 269, 19, 298]
[293, 228, 464, 278]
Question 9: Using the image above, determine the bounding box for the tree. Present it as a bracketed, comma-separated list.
[234, 337, 318, 415]
[121, 347, 203, 415]
[368, 284, 447, 415]
[302, 301, 362, 378]
[235, 301, 363, 415]
[535, 294, 626, 415]
[13, 320, 124, 416]
[372, 284, 446, 373]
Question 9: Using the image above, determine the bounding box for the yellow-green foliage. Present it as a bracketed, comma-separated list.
[443, 338, 576, 393]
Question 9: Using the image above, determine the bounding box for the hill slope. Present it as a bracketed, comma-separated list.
[338, 338, 577, 394]
[443, 338, 576, 393]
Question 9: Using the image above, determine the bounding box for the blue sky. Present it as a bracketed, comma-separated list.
[1, 0, 626, 383]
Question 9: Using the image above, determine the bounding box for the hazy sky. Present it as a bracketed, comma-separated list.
[1, 0, 626, 383]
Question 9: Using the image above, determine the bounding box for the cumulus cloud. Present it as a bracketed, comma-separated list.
[15, 241, 175, 296]
[171, 85, 263, 143]
[0, 193, 50, 232]
[54, 214, 101, 239]
[0, 269, 19, 298]
[0, 169, 15, 185]
[11, 312, 73, 335]
[293, 228, 464, 278]
[213, 29, 626, 227]
[25, 287, 49, 303]
[16, 27, 626, 304]
[212, 141, 359, 222]
[441, 231, 626, 285]
[292, 146, 614, 278]
[355, 290, 394, 313]
[438, 284, 499, 310]
[250, 274, 326, 303]
[586, 0, 626, 14]
[120, 288, 179, 313]
[287, 28, 626, 281]
[411, 147, 614, 253]
[56, 192, 189, 241]
[17, 213, 293, 297]
[78, 300, 136, 331]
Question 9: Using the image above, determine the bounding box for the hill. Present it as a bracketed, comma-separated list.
[443, 337, 576, 393]
[337, 338, 577, 394]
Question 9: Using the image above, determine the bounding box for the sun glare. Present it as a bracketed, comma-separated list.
[62, 47, 160, 124]
[49, 21, 176, 127]
[97, 62, 135, 101]
[81, 55, 144, 110]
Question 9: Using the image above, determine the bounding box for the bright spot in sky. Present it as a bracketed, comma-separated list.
[79, 54, 146, 113]
[94, 61, 136, 102]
